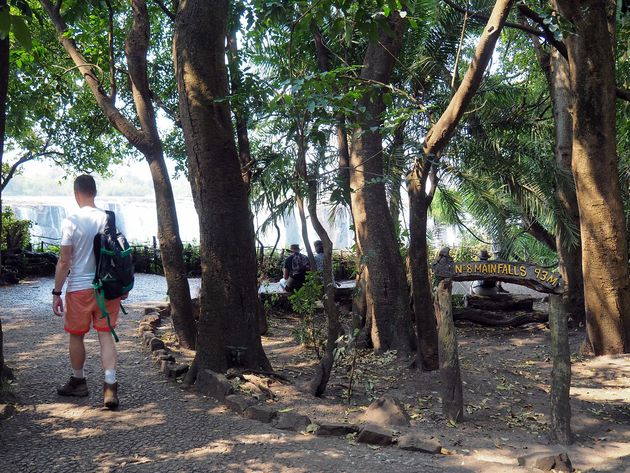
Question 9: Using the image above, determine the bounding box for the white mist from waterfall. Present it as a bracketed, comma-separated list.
[3, 194, 354, 250]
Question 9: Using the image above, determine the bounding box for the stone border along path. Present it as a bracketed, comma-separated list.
[0, 276, 539, 472]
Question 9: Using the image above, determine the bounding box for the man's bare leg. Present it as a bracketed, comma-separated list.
[98, 330, 119, 408]
[97, 330, 117, 376]
[69, 333, 86, 372]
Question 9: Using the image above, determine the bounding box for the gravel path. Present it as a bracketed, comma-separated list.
[0, 275, 528, 473]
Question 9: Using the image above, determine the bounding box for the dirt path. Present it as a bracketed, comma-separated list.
[0, 275, 536, 473]
[0, 275, 630, 473]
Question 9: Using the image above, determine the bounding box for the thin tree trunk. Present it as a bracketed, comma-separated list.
[407, 0, 514, 366]
[388, 122, 405, 237]
[40, 0, 197, 348]
[549, 48, 585, 326]
[295, 125, 315, 267]
[305, 172, 342, 396]
[311, 20, 362, 336]
[226, 27, 252, 189]
[408, 163, 439, 371]
[295, 193, 315, 268]
[435, 279, 463, 423]
[555, 0, 630, 354]
[349, 13, 414, 353]
[175, 0, 270, 379]
[549, 294, 572, 444]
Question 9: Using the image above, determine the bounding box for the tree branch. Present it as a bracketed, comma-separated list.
[1, 150, 63, 193]
[442, 0, 568, 60]
[523, 216, 557, 251]
[105, 0, 117, 101]
[154, 0, 175, 21]
[124, 0, 161, 148]
[617, 86, 630, 102]
[150, 89, 181, 127]
[424, 0, 515, 156]
[39, 0, 150, 153]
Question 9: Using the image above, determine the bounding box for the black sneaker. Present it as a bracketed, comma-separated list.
[57, 376, 89, 397]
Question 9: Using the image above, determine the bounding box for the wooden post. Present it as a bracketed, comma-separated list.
[549, 294, 572, 444]
[435, 279, 463, 423]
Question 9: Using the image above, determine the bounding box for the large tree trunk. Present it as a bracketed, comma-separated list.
[0, 0, 9, 380]
[349, 13, 414, 353]
[175, 0, 270, 379]
[549, 49, 585, 326]
[555, 0, 630, 354]
[40, 0, 197, 348]
[0, 0, 7, 277]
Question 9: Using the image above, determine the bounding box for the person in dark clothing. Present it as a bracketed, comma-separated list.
[470, 249, 499, 296]
[313, 240, 325, 275]
[283, 244, 310, 292]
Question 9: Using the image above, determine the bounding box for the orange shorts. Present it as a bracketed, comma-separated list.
[64, 289, 121, 335]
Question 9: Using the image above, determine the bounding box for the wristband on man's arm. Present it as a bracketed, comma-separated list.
[52, 289, 62, 296]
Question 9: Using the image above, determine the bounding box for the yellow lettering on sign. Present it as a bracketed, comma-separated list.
[490, 263, 497, 273]
[534, 268, 541, 279]
[474, 263, 482, 272]
[455, 264, 463, 273]
[481, 264, 488, 273]
[547, 275, 559, 286]
[519, 266, 527, 277]
[508, 265, 514, 276]
[467, 264, 473, 272]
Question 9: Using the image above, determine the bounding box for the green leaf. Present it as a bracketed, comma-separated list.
[383, 92, 393, 107]
[383, 4, 391, 17]
[12, 16, 32, 51]
[0, 7, 10, 40]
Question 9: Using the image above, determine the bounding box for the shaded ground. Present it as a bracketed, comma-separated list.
[0, 275, 628, 472]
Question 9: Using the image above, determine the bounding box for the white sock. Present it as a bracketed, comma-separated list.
[104, 369, 116, 385]
[73, 368, 85, 379]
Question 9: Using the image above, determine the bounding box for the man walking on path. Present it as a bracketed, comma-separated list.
[52, 175, 122, 409]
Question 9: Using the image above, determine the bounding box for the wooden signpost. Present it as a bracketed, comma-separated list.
[431, 248, 572, 444]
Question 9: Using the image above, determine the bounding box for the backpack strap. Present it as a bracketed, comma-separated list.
[93, 283, 120, 343]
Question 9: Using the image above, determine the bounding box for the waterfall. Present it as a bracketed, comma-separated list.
[3, 196, 354, 250]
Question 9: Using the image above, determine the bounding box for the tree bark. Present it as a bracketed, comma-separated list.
[306, 173, 342, 396]
[554, 0, 630, 354]
[549, 48, 585, 326]
[310, 21, 361, 337]
[226, 28, 252, 189]
[388, 122, 405, 238]
[0, 0, 8, 277]
[349, 13, 414, 353]
[40, 0, 197, 349]
[408, 163, 439, 370]
[175, 0, 270, 378]
[549, 294, 572, 445]
[435, 279, 463, 423]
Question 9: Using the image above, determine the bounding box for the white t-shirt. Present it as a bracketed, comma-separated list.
[60, 206, 109, 293]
